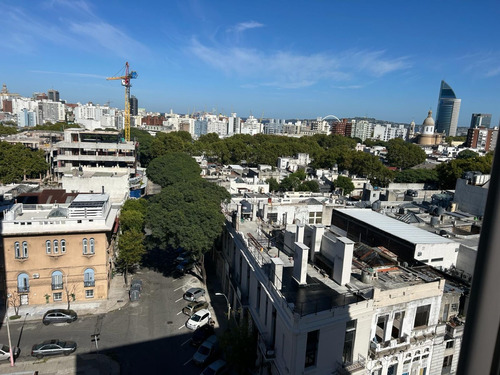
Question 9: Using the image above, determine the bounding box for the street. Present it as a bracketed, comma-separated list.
[1, 269, 220, 374]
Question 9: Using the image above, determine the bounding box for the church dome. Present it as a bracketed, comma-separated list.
[423, 110, 435, 126]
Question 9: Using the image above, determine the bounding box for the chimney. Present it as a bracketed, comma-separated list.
[271, 257, 284, 290]
[332, 236, 354, 286]
[309, 225, 325, 262]
[236, 204, 242, 231]
[263, 203, 268, 222]
[295, 223, 305, 243]
[293, 242, 309, 286]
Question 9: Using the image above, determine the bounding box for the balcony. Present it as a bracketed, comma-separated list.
[51, 283, 64, 290]
[84, 280, 95, 287]
[369, 335, 410, 358]
[257, 334, 275, 362]
[338, 354, 366, 375]
[17, 286, 30, 293]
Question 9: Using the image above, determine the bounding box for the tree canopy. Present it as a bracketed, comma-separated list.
[334, 175, 355, 195]
[386, 138, 426, 169]
[0, 141, 48, 183]
[394, 168, 439, 184]
[146, 152, 201, 187]
[436, 153, 493, 189]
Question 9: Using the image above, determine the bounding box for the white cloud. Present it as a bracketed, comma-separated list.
[187, 39, 410, 89]
[30, 70, 107, 79]
[228, 21, 264, 33]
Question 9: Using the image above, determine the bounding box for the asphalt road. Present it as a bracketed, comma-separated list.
[3, 269, 214, 374]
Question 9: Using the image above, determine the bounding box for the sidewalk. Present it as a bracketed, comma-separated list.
[3, 275, 129, 324]
[0, 353, 119, 375]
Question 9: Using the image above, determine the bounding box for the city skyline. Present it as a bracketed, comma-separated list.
[2, 0, 499, 125]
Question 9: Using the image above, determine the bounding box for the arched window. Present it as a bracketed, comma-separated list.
[84, 268, 95, 287]
[17, 273, 29, 292]
[51, 270, 63, 290]
[14, 242, 20, 259]
[82, 238, 88, 254]
[46, 240, 51, 254]
[53, 240, 59, 254]
[22, 241, 28, 258]
[89, 238, 95, 254]
[61, 239, 66, 253]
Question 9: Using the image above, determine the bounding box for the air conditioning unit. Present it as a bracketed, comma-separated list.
[33, 273, 40, 279]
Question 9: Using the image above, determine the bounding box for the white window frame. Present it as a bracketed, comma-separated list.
[53, 292, 62, 301]
[14, 242, 20, 259]
[86, 289, 94, 298]
[89, 238, 95, 254]
[53, 240, 59, 254]
[46, 240, 51, 254]
[22, 241, 28, 258]
[61, 239, 66, 253]
[83, 238, 88, 254]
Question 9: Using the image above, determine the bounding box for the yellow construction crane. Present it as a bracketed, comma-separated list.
[106, 62, 138, 141]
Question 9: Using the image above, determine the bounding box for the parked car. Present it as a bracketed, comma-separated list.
[183, 301, 209, 316]
[191, 324, 215, 347]
[176, 259, 196, 274]
[174, 251, 190, 264]
[130, 279, 143, 292]
[183, 287, 205, 302]
[186, 309, 211, 330]
[193, 335, 218, 366]
[0, 344, 20, 361]
[129, 288, 141, 302]
[42, 309, 78, 325]
[31, 339, 77, 359]
[200, 359, 227, 375]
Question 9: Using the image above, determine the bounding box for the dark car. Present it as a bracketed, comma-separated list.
[31, 339, 77, 359]
[182, 301, 209, 316]
[191, 324, 215, 347]
[42, 309, 78, 325]
[130, 279, 143, 292]
[176, 259, 196, 274]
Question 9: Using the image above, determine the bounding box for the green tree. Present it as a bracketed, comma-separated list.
[0, 124, 18, 135]
[436, 154, 493, 189]
[119, 210, 145, 232]
[297, 180, 320, 192]
[266, 177, 280, 192]
[122, 198, 149, 216]
[0, 142, 48, 183]
[386, 138, 426, 169]
[117, 229, 146, 284]
[219, 317, 257, 374]
[456, 149, 479, 159]
[279, 176, 301, 191]
[290, 169, 307, 181]
[146, 152, 201, 187]
[147, 179, 230, 283]
[334, 175, 355, 195]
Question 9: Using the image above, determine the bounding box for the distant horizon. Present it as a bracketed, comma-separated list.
[2, 1, 499, 127]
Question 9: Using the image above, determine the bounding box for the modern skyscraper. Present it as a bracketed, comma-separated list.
[470, 113, 492, 128]
[435, 80, 461, 136]
[129, 95, 138, 116]
[47, 89, 59, 102]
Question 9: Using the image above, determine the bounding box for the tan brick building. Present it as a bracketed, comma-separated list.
[1, 193, 119, 307]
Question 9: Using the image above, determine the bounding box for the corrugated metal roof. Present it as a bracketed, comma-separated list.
[335, 208, 455, 244]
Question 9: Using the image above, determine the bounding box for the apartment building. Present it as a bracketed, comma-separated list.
[215, 200, 464, 375]
[0, 193, 119, 307]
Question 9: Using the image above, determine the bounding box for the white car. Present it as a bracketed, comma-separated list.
[0, 344, 20, 361]
[192, 335, 218, 366]
[186, 309, 211, 330]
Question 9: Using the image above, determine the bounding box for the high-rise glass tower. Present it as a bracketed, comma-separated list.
[435, 80, 461, 136]
[129, 95, 138, 116]
[470, 113, 492, 128]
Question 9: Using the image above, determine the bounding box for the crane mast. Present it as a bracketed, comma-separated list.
[106, 62, 138, 141]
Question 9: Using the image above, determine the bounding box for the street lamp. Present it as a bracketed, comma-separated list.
[5, 294, 14, 367]
[215, 292, 231, 320]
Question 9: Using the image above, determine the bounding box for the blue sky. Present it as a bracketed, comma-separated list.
[2, 0, 499, 125]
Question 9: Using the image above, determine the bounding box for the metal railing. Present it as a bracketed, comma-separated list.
[84, 280, 95, 287]
[17, 286, 30, 293]
[51, 283, 64, 290]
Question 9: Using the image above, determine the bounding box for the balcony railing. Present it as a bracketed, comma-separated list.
[84, 280, 95, 287]
[51, 283, 64, 290]
[17, 286, 30, 293]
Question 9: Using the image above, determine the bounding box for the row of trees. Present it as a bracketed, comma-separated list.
[0, 141, 48, 184]
[145, 152, 231, 283]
